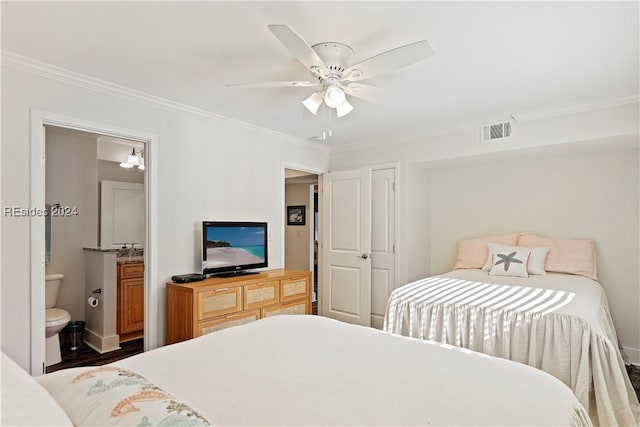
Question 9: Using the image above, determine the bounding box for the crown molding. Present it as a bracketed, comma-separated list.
[2, 51, 330, 153]
[332, 94, 640, 153]
[511, 95, 639, 122]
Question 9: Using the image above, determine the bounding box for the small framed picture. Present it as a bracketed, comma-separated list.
[287, 205, 306, 226]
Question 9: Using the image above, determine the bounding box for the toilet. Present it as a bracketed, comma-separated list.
[45, 273, 71, 367]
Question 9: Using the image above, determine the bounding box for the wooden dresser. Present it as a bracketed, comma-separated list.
[117, 261, 144, 342]
[166, 269, 311, 344]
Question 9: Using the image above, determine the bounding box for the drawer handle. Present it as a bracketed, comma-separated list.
[214, 288, 229, 292]
[226, 313, 238, 319]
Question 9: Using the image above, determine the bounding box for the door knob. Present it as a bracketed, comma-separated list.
[358, 253, 369, 259]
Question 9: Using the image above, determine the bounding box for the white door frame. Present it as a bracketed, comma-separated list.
[371, 162, 400, 294]
[308, 183, 317, 301]
[30, 109, 159, 375]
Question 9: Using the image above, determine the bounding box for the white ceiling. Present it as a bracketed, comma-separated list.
[2, 2, 638, 147]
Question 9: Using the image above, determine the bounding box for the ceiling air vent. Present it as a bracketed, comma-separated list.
[481, 119, 514, 143]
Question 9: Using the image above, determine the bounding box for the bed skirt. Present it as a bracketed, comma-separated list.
[384, 272, 640, 427]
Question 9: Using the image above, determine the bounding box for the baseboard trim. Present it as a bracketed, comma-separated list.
[84, 328, 121, 354]
[623, 346, 640, 365]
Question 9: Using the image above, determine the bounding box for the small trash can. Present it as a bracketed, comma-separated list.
[62, 321, 85, 351]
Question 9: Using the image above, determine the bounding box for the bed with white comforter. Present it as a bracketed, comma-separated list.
[4, 315, 592, 426]
[384, 269, 640, 426]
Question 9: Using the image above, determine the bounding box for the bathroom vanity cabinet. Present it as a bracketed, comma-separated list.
[117, 261, 144, 342]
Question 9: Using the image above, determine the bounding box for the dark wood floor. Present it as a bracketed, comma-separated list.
[627, 364, 640, 401]
[45, 339, 144, 374]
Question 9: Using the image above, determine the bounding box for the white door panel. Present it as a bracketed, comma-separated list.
[371, 268, 390, 313]
[321, 169, 371, 326]
[329, 179, 361, 252]
[329, 266, 362, 316]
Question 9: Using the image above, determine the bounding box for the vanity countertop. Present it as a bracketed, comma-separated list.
[83, 247, 119, 253]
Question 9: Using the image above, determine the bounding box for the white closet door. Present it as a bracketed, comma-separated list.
[321, 169, 372, 326]
[100, 180, 144, 248]
[370, 168, 396, 329]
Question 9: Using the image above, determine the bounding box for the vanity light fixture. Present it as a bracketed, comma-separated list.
[119, 148, 144, 170]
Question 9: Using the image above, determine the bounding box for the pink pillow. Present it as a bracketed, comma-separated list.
[517, 233, 597, 280]
[453, 233, 520, 269]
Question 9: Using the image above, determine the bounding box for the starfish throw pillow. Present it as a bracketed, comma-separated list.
[489, 249, 531, 278]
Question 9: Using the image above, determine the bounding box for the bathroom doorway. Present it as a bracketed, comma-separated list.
[283, 167, 321, 314]
[43, 127, 146, 373]
[29, 110, 158, 375]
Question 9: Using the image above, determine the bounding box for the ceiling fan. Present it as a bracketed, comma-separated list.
[227, 25, 435, 118]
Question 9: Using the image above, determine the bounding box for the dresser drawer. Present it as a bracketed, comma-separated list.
[280, 276, 309, 302]
[196, 310, 260, 336]
[244, 280, 280, 310]
[262, 299, 309, 317]
[120, 263, 144, 279]
[197, 287, 243, 320]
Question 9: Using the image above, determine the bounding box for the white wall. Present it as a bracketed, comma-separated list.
[426, 146, 639, 360]
[284, 183, 312, 271]
[45, 127, 99, 321]
[1, 65, 329, 370]
[330, 102, 640, 362]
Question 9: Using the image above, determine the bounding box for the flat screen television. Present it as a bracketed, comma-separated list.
[202, 221, 268, 277]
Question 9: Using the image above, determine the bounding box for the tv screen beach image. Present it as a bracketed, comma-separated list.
[205, 226, 265, 268]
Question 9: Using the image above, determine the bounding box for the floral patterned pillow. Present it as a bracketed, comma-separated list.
[37, 366, 211, 427]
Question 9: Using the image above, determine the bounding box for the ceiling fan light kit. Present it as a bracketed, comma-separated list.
[228, 24, 435, 121]
[302, 91, 324, 115]
[336, 100, 354, 118]
[323, 86, 346, 108]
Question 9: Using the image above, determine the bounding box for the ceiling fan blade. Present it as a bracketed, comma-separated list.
[226, 80, 320, 88]
[342, 83, 408, 107]
[342, 40, 434, 82]
[268, 24, 327, 71]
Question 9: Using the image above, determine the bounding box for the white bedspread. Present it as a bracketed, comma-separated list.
[384, 269, 640, 426]
[1, 353, 73, 427]
[110, 315, 590, 426]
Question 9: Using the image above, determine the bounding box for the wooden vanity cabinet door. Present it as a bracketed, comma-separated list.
[120, 277, 144, 333]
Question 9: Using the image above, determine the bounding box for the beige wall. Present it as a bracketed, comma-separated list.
[45, 127, 99, 321]
[405, 165, 431, 282]
[426, 146, 639, 360]
[98, 160, 144, 184]
[285, 183, 312, 271]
